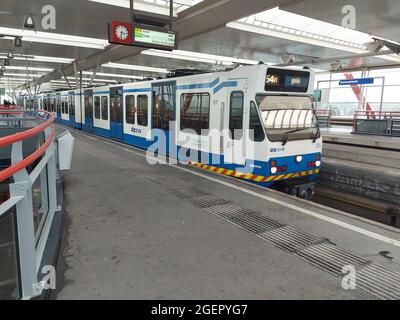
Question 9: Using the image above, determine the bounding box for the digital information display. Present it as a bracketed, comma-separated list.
[0, 88, 5, 96]
[133, 25, 177, 51]
[108, 21, 177, 51]
[265, 68, 310, 93]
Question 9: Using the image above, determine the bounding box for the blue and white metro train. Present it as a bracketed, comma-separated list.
[24, 65, 322, 198]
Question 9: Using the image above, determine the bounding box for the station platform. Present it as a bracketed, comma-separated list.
[322, 127, 400, 153]
[54, 126, 400, 300]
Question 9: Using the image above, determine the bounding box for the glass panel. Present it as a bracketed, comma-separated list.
[256, 95, 318, 142]
[0, 207, 20, 300]
[152, 86, 163, 129]
[137, 95, 148, 126]
[125, 95, 135, 125]
[69, 94, 75, 116]
[85, 93, 93, 117]
[111, 95, 122, 123]
[229, 91, 244, 140]
[94, 96, 100, 119]
[101, 96, 108, 120]
[32, 166, 49, 243]
[152, 84, 175, 130]
[249, 101, 265, 142]
[180, 93, 210, 134]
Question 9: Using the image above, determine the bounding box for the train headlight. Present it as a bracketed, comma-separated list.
[270, 167, 278, 174]
[295, 155, 303, 163]
[315, 160, 321, 167]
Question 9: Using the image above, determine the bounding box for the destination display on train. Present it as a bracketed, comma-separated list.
[265, 68, 310, 92]
[133, 25, 177, 51]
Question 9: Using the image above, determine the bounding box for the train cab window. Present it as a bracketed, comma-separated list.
[94, 96, 100, 119]
[137, 95, 148, 126]
[125, 95, 135, 124]
[229, 91, 244, 140]
[180, 93, 210, 134]
[101, 96, 108, 120]
[249, 101, 265, 142]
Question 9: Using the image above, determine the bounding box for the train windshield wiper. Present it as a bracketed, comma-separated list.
[281, 128, 310, 146]
[312, 124, 320, 143]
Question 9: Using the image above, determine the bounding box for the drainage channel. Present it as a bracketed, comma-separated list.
[152, 179, 400, 300]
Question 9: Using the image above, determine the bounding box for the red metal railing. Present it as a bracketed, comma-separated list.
[353, 110, 400, 119]
[0, 109, 56, 182]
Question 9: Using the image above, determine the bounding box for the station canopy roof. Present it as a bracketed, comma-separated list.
[0, 0, 399, 92]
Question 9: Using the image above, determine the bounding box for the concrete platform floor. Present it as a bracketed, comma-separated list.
[53, 126, 400, 300]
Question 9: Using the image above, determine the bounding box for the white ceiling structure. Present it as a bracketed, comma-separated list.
[0, 0, 399, 95]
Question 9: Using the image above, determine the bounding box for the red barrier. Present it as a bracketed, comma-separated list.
[0, 110, 56, 182]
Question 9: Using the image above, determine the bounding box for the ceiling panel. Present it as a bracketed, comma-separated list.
[282, 0, 400, 43]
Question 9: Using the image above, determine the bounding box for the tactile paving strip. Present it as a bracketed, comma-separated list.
[154, 179, 400, 300]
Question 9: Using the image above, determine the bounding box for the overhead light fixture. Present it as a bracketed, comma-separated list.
[13, 36, 22, 47]
[141, 49, 260, 66]
[7, 52, 14, 59]
[23, 13, 36, 30]
[0, 27, 108, 49]
[1, 66, 5, 72]
[4, 59, 10, 66]
[103, 62, 169, 74]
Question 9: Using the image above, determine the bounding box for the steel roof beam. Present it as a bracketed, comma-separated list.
[276, 49, 397, 68]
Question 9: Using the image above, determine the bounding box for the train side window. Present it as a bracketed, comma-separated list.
[229, 91, 244, 140]
[65, 101, 68, 114]
[125, 95, 135, 125]
[137, 95, 148, 126]
[94, 96, 100, 119]
[180, 93, 210, 134]
[249, 101, 265, 142]
[101, 96, 108, 120]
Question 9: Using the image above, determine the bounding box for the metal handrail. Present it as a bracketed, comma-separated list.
[0, 126, 56, 183]
[0, 108, 59, 299]
[0, 110, 55, 147]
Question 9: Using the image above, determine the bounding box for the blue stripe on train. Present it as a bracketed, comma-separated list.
[87, 124, 319, 187]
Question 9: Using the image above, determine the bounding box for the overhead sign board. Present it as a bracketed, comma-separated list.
[339, 78, 374, 86]
[0, 88, 5, 96]
[108, 21, 177, 51]
[133, 24, 177, 50]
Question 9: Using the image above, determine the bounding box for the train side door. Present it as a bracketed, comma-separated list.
[224, 80, 248, 166]
[69, 92, 76, 128]
[56, 93, 61, 120]
[151, 81, 176, 156]
[110, 87, 124, 141]
[84, 90, 94, 133]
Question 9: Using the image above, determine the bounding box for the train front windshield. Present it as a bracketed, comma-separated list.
[256, 95, 319, 143]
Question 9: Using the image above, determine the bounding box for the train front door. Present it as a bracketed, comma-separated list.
[151, 81, 176, 157]
[224, 80, 247, 166]
[110, 86, 124, 141]
[84, 90, 94, 133]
